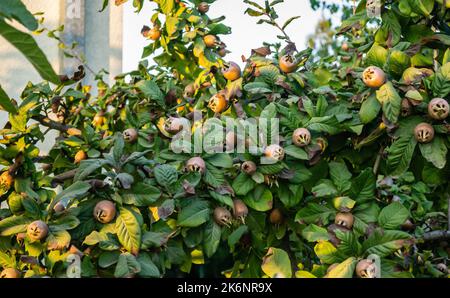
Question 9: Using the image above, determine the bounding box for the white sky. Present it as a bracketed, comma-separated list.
[122, 0, 327, 72]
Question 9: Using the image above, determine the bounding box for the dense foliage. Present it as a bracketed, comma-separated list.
[0, 0, 449, 278]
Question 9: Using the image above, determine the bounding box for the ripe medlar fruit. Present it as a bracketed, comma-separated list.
[341, 42, 349, 51]
[264, 144, 285, 161]
[222, 62, 241, 81]
[208, 93, 228, 113]
[164, 117, 184, 134]
[203, 34, 217, 48]
[186, 157, 206, 174]
[233, 199, 248, 220]
[148, 27, 161, 41]
[218, 46, 227, 57]
[241, 161, 257, 175]
[269, 208, 283, 225]
[279, 54, 298, 73]
[74, 150, 87, 164]
[123, 128, 138, 143]
[428, 98, 449, 120]
[356, 259, 378, 278]
[414, 123, 434, 143]
[362, 66, 386, 88]
[184, 83, 196, 98]
[93, 200, 116, 224]
[27, 220, 49, 241]
[0, 268, 21, 278]
[292, 128, 311, 147]
[197, 2, 209, 13]
[53, 201, 66, 213]
[334, 212, 354, 229]
[213, 207, 232, 226]
[0, 171, 14, 190]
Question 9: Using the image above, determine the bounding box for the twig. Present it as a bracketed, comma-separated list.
[51, 169, 78, 184]
[373, 147, 384, 175]
[34, 114, 70, 132]
[421, 230, 450, 241]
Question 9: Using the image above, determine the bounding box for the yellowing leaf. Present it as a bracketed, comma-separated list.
[191, 249, 204, 265]
[325, 257, 357, 278]
[295, 270, 316, 278]
[314, 241, 337, 260]
[332, 196, 356, 211]
[150, 207, 160, 222]
[261, 247, 292, 278]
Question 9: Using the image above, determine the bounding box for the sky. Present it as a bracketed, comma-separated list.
[122, 0, 327, 72]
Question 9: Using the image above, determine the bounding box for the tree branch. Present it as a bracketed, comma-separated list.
[421, 230, 450, 241]
[34, 114, 70, 132]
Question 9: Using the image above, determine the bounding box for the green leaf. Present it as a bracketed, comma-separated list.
[419, 136, 447, 169]
[282, 16, 301, 30]
[334, 230, 362, 256]
[114, 252, 141, 278]
[378, 202, 409, 230]
[0, 85, 17, 113]
[312, 179, 338, 197]
[376, 82, 402, 123]
[203, 220, 221, 258]
[49, 215, 80, 231]
[98, 251, 120, 268]
[243, 186, 273, 211]
[141, 232, 168, 249]
[206, 154, 233, 168]
[329, 162, 351, 193]
[295, 203, 335, 225]
[0, 215, 30, 236]
[387, 136, 417, 175]
[121, 183, 161, 206]
[137, 253, 160, 277]
[232, 173, 256, 196]
[155, 0, 175, 14]
[301, 224, 329, 242]
[154, 164, 178, 187]
[0, 251, 15, 268]
[136, 80, 165, 107]
[261, 247, 292, 278]
[115, 207, 142, 255]
[363, 229, 411, 257]
[349, 169, 376, 202]
[359, 94, 381, 124]
[0, 0, 38, 30]
[366, 44, 388, 68]
[177, 200, 210, 227]
[0, 20, 59, 84]
[284, 145, 308, 160]
[47, 230, 71, 250]
[49, 181, 91, 211]
[228, 225, 248, 248]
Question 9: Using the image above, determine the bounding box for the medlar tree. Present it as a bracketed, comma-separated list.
[0, 0, 449, 278]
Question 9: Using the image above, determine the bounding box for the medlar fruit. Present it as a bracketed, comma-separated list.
[184, 83, 196, 98]
[428, 98, 449, 120]
[356, 259, 378, 278]
[0, 268, 21, 278]
[334, 212, 354, 229]
[186, 157, 206, 174]
[269, 208, 283, 225]
[292, 128, 311, 147]
[93, 200, 116, 224]
[148, 27, 161, 41]
[264, 144, 285, 161]
[341, 42, 349, 51]
[241, 161, 257, 175]
[362, 66, 386, 88]
[203, 34, 217, 48]
[414, 123, 434, 143]
[233, 199, 248, 220]
[27, 220, 49, 241]
[401, 99, 412, 117]
[197, 2, 209, 13]
[74, 150, 87, 164]
[164, 117, 184, 134]
[208, 93, 228, 113]
[213, 207, 232, 226]
[218, 46, 227, 57]
[222, 62, 241, 81]
[279, 54, 298, 73]
[123, 128, 138, 143]
[53, 201, 66, 213]
[0, 171, 14, 190]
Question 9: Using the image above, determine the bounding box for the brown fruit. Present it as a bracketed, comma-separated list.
[186, 157, 206, 174]
[164, 117, 184, 134]
[414, 123, 434, 143]
[208, 93, 228, 113]
[428, 98, 449, 120]
[264, 144, 285, 161]
[292, 128, 311, 147]
[53, 201, 66, 213]
[334, 212, 354, 229]
[362, 66, 386, 88]
[279, 54, 298, 73]
[184, 84, 196, 98]
[241, 161, 257, 175]
[203, 35, 217, 48]
[148, 27, 161, 41]
[401, 99, 412, 117]
[27, 220, 49, 241]
[269, 208, 283, 224]
[197, 2, 209, 13]
[213, 207, 232, 226]
[94, 200, 116, 223]
[233, 199, 248, 219]
[0, 171, 14, 190]
[341, 42, 349, 51]
[123, 128, 138, 143]
[436, 263, 448, 273]
[356, 259, 377, 278]
[222, 62, 241, 81]
[218, 46, 227, 57]
[0, 268, 21, 278]
[74, 150, 87, 164]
